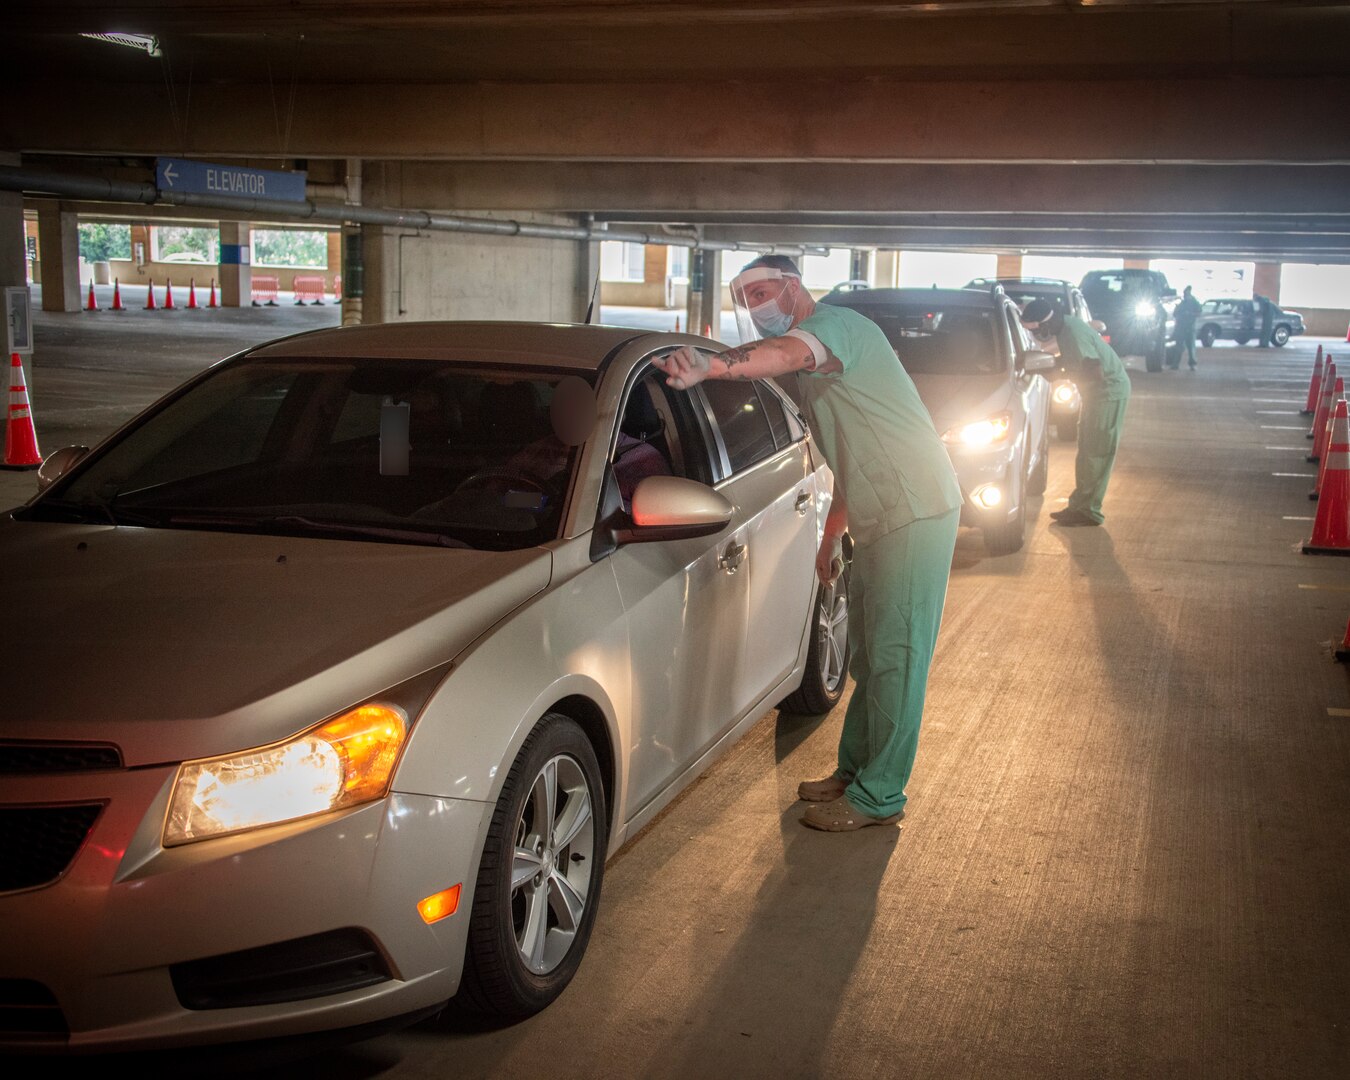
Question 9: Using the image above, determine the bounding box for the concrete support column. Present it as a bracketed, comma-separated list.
[0, 154, 24, 294]
[341, 226, 364, 326]
[850, 249, 873, 285]
[576, 229, 602, 322]
[218, 221, 252, 308]
[696, 249, 721, 337]
[36, 202, 80, 312]
[1254, 262, 1282, 304]
[996, 253, 1024, 279]
[1124, 258, 1150, 270]
[873, 250, 901, 288]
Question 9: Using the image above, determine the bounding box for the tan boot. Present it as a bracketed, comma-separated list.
[796, 774, 848, 802]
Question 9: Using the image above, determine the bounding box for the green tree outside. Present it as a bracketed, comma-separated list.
[253, 230, 330, 268]
[78, 223, 132, 262]
[154, 226, 217, 262]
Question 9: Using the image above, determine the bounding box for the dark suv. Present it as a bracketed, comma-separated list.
[1079, 269, 1178, 373]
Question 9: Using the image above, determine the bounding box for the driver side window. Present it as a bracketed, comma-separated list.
[611, 367, 714, 506]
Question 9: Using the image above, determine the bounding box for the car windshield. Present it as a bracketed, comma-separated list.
[1082, 271, 1162, 304]
[27, 357, 588, 551]
[837, 304, 1003, 375]
[998, 286, 1063, 313]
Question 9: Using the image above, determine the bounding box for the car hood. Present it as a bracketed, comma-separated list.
[909, 374, 1013, 432]
[0, 521, 551, 766]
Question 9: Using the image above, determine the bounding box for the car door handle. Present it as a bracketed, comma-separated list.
[718, 541, 746, 574]
[794, 491, 812, 514]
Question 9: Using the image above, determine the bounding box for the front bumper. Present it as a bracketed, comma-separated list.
[0, 763, 486, 1053]
[947, 441, 1021, 528]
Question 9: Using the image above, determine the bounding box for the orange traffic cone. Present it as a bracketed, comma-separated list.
[110, 278, 124, 311]
[674, 315, 681, 333]
[703, 323, 712, 337]
[3, 353, 42, 470]
[1303, 399, 1350, 555]
[1335, 616, 1350, 662]
[144, 281, 157, 310]
[1309, 359, 1336, 457]
[208, 278, 218, 308]
[1313, 376, 1345, 500]
[163, 280, 175, 310]
[84, 279, 98, 311]
[1302, 344, 1323, 415]
[186, 278, 199, 310]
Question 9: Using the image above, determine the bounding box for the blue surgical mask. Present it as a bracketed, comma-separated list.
[750, 299, 793, 337]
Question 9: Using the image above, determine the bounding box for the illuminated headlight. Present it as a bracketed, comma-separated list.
[1134, 301, 1156, 318]
[972, 484, 1003, 509]
[1053, 384, 1077, 404]
[164, 704, 409, 846]
[943, 413, 1012, 447]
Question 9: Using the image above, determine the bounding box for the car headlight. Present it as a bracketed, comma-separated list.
[164, 704, 409, 846]
[1134, 301, 1156, 318]
[942, 412, 1012, 447]
[1053, 383, 1077, 404]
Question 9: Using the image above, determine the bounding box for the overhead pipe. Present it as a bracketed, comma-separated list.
[0, 165, 822, 256]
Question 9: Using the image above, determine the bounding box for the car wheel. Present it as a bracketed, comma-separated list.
[1144, 338, 1164, 373]
[1026, 424, 1049, 497]
[1271, 325, 1290, 347]
[1199, 326, 1218, 348]
[457, 713, 607, 1021]
[1233, 335, 1250, 346]
[778, 568, 851, 715]
[1055, 413, 1078, 443]
[982, 495, 1026, 557]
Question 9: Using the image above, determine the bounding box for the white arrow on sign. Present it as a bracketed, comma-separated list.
[162, 163, 178, 188]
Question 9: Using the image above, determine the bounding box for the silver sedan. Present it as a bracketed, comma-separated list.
[0, 322, 847, 1051]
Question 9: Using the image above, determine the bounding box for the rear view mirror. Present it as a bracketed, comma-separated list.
[37, 446, 90, 493]
[1023, 351, 1056, 373]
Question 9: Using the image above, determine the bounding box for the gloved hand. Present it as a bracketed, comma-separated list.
[651, 347, 711, 390]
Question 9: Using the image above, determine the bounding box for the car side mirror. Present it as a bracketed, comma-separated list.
[1023, 350, 1056, 374]
[37, 445, 90, 493]
[622, 476, 734, 543]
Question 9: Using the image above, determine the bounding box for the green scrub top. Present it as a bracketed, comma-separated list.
[793, 303, 962, 549]
[1057, 315, 1131, 402]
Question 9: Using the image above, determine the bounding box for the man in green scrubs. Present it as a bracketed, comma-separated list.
[1020, 298, 1131, 527]
[653, 256, 962, 832]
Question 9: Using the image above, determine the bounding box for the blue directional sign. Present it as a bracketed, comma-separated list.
[156, 158, 308, 203]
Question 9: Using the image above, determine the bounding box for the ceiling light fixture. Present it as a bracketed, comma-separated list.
[79, 32, 162, 58]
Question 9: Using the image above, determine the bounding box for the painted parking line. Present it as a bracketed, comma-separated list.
[1298, 583, 1350, 592]
[1255, 410, 1300, 415]
[1252, 399, 1305, 404]
[1283, 515, 1315, 521]
[1261, 425, 1307, 430]
[1265, 446, 1307, 451]
[1328, 708, 1350, 718]
[1273, 472, 1317, 477]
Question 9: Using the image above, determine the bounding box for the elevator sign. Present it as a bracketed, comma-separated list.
[155, 158, 308, 203]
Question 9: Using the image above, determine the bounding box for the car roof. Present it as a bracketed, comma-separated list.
[823, 287, 1003, 309]
[245, 321, 650, 369]
[968, 277, 1071, 289]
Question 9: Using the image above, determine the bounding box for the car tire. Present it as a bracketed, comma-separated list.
[982, 489, 1026, 557]
[1234, 336, 1250, 346]
[1272, 325, 1290, 347]
[1199, 326, 1218, 348]
[1026, 429, 1049, 496]
[1055, 413, 1079, 443]
[1144, 338, 1165, 373]
[779, 567, 851, 715]
[456, 713, 607, 1022]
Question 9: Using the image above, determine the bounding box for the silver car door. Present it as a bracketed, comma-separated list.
[604, 363, 752, 822]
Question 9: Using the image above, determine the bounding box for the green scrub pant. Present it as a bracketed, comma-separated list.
[1067, 394, 1129, 524]
[839, 507, 959, 819]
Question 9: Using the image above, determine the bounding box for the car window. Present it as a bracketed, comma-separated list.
[830, 303, 1004, 376]
[755, 383, 795, 449]
[42, 358, 589, 551]
[700, 379, 780, 474]
[610, 368, 714, 504]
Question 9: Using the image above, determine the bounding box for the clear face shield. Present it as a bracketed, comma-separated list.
[729, 267, 800, 343]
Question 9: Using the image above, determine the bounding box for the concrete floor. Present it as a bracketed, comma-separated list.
[8, 304, 1349, 1078]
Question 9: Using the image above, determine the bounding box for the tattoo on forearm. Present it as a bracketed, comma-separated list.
[719, 345, 756, 369]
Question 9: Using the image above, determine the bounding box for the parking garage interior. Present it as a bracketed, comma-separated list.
[4, 2, 1350, 1076]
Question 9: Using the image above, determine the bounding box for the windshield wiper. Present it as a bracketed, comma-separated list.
[29, 498, 162, 527]
[271, 516, 473, 548]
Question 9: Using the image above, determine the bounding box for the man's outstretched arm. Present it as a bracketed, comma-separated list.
[652, 337, 821, 389]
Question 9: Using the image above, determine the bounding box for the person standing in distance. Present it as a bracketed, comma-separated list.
[1171, 285, 1202, 371]
[1021, 297, 1131, 527]
[652, 255, 962, 832]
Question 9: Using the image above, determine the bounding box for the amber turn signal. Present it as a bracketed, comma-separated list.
[418, 884, 462, 924]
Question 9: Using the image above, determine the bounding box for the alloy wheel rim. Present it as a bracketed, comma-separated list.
[817, 579, 849, 693]
[510, 753, 594, 975]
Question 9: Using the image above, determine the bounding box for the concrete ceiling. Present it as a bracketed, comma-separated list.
[7, 1, 1350, 260]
